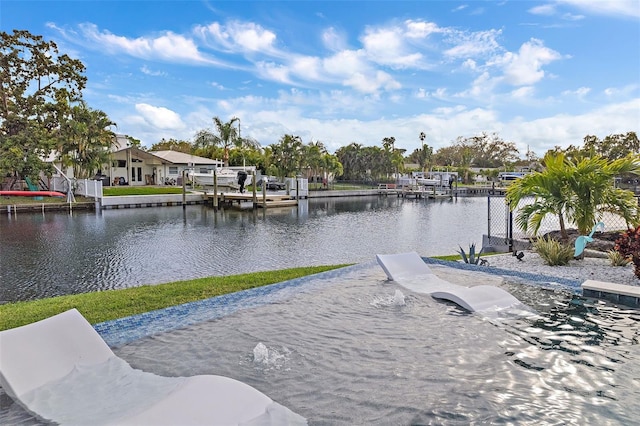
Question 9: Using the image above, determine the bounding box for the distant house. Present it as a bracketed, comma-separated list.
[108, 146, 167, 186]
[148, 150, 223, 185]
[44, 134, 224, 187]
[106, 134, 223, 186]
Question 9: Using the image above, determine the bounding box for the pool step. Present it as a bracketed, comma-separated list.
[581, 279, 640, 308]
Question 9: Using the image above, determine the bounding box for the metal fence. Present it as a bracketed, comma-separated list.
[486, 195, 635, 251]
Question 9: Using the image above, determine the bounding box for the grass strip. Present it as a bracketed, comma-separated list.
[0, 196, 94, 205]
[0, 265, 348, 331]
[103, 187, 188, 196]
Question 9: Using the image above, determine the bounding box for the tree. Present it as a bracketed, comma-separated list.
[302, 141, 327, 185]
[150, 138, 193, 153]
[228, 144, 263, 170]
[362, 146, 388, 181]
[583, 132, 639, 160]
[336, 143, 364, 181]
[0, 30, 87, 181]
[506, 152, 640, 241]
[381, 136, 396, 179]
[270, 134, 304, 178]
[57, 101, 116, 178]
[464, 132, 519, 169]
[193, 116, 240, 166]
[124, 135, 142, 149]
[409, 132, 433, 172]
[231, 134, 260, 168]
[433, 145, 461, 167]
[323, 152, 343, 185]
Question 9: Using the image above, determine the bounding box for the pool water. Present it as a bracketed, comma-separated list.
[2, 264, 639, 425]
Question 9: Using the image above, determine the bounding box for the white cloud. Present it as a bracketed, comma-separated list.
[361, 26, 423, 68]
[561, 13, 585, 21]
[344, 70, 401, 93]
[134, 104, 185, 130]
[528, 4, 557, 15]
[195, 21, 278, 54]
[322, 27, 347, 51]
[562, 87, 591, 97]
[290, 56, 324, 81]
[404, 20, 441, 39]
[505, 99, 640, 153]
[462, 59, 477, 70]
[603, 84, 640, 97]
[323, 50, 367, 76]
[555, 0, 640, 18]
[497, 39, 562, 86]
[140, 65, 166, 76]
[455, 71, 497, 99]
[255, 61, 294, 84]
[46, 8, 637, 156]
[443, 29, 502, 59]
[511, 86, 535, 99]
[75, 23, 216, 64]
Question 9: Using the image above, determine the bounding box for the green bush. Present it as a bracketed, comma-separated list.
[614, 228, 640, 279]
[533, 236, 574, 266]
[607, 249, 632, 267]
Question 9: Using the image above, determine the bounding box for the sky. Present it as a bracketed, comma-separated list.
[2, 0, 639, 157]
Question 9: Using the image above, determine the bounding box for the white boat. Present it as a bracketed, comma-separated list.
[188, 167, 254, 187]
[416, 178, 439, 186]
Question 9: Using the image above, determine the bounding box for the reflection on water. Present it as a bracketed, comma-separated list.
[1, 196, 491, 302]
[1, 263, 638, 424]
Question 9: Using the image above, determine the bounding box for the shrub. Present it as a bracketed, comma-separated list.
[614, 228, 640, 279]
[607, 249, 632, 267]
[457, 243, 483, 265]
[533, 236, 574, 266]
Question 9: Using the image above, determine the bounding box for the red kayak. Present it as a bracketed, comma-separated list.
[0, 190, 66, 197]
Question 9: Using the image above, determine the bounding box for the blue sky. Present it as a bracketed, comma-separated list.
[3, 1, 639, 157]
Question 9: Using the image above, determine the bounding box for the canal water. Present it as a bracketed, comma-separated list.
[0, 196, 491, 303]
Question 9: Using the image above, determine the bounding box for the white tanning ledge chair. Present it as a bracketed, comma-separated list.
[0, 309, 306, 426]
[376, 252, 527, 313]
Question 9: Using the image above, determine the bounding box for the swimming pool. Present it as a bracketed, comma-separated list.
[2, 262, 639, 424]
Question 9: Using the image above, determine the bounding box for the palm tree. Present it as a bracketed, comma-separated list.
[303, 141, 327, 188]
[565, 154, 640, 234]
[382, 136, 396, 180]
[58, 101, 116, 178]
[335, 143, 363, 181]
[270, 134, 303, 178]
[193, 116, 240, 166]
[506, 152, 640, 241]
[417, 132, 432, 172]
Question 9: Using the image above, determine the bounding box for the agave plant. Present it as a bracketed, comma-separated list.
[458, 243, 483, 265]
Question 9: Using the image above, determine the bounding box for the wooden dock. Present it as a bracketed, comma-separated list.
[205, 191, 297, 209]
[401, 185, 427, 199]
[377, 183, 398, 195]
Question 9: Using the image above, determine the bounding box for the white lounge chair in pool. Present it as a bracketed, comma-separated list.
[376, 252, 525, 313]
[0, 308, 306, 426]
